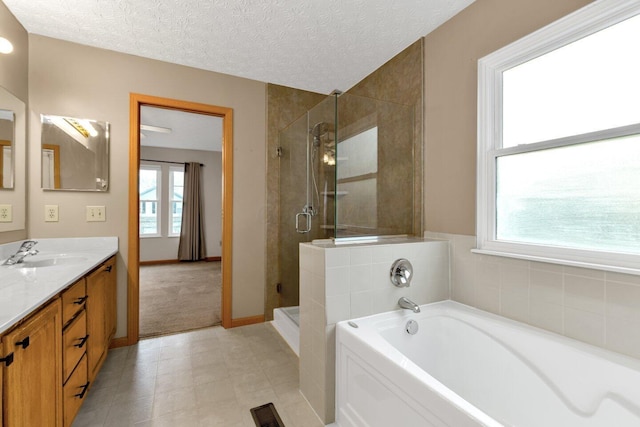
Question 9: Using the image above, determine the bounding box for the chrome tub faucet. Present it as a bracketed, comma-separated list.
[398, 296, 420, 313]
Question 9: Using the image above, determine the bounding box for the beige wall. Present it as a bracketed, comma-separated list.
[424, 0, 592, 235]
[0, 1, 27, 244]
[0, 2, 27, 102]
[28, 35, 266, 336]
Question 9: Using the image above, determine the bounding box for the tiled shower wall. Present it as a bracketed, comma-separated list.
[299, 238, 449, 424]
[426, 231, 640, 360]
[266, 38, 424, 321]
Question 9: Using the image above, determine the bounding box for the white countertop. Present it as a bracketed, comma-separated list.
[0, 237, 118, 335]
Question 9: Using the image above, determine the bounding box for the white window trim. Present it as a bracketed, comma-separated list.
[168, 166, 184, 237]
[139, 164, 161, 238]
[476, 0, 640, 275]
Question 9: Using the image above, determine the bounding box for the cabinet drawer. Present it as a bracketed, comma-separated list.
[63, 310, 87, 383]
[61, 279, 87, 327]
[63, 353, 88, 427]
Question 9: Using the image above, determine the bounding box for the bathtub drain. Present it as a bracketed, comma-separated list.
[406, 319, 419, 335]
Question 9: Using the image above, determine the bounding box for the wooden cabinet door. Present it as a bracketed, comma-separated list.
[3, 300, 62, 427]
[86, 264, 106, 383]
[1, 337, 3, 427]
[62, 310, 87, 383]
[104, 257, 117, 342]
[62, 354, 88, 427]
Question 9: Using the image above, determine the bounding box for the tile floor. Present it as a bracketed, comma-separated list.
[72, 323, 324, 427]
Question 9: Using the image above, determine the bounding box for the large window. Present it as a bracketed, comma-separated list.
[477, 0, 640, 273]
[139, 166, 160, 236]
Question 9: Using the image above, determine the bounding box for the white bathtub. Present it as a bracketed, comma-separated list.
[335, 300, 640, 427]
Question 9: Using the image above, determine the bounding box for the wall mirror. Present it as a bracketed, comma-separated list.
[0, 108, 15, 189]
[0, 86, 25, 232]
[41, 115, 110, 191]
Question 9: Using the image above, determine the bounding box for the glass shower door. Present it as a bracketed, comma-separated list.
[278, 95, 336, 308]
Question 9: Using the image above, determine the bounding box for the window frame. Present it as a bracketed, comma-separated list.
[168, 166, 184, 237]
[476, 0, 640, 274]
[139, 164, 162, 238]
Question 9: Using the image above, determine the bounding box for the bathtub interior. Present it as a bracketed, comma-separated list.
[337, 301, 640, 427]
[272, 306, 300, 356]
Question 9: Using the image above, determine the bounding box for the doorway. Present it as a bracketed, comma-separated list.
[128, 93, 233, 345]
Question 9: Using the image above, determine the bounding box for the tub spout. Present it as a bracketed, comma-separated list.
[398, 297, 420, 313]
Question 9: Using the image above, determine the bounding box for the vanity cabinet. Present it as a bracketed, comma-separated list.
[2, 299, 63, 427]
[86, 256, 116, 383]
[0, 254, 117, 427]
[61, 278, 89, 427]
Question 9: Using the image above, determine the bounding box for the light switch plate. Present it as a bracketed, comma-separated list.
[45, 205, 59, 222]
[86, 206, 106, 222]
[0, 204, 12, 222]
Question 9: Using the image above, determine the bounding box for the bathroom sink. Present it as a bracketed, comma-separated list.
[17, 256, 88, 268]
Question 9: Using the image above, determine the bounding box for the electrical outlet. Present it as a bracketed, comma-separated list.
[45, 205, 59, 222]
[86, 206, 106, 222]
[0, 204, 12, 222]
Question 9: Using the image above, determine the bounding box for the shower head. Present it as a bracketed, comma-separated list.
[310, 122, 329, 147]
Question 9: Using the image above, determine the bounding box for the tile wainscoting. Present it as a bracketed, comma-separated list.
[426, 231, 640, 360]
[298, 238, 450, 424]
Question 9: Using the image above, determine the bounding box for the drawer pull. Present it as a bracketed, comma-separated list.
[105, 265, 113, 273]
[75, 382, 90, 399]
[0, 353, 14, 367]
[74, 335, 89, 348]
[73, 296, 88, 305]
[16, 336, 30, 349]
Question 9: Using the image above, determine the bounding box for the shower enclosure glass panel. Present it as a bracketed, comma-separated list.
[335, 94, 414, 237]
[278, 95, 336, 308]
[277, 92, 414, 308]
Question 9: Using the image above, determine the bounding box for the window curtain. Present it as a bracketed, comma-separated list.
[178, 162, 207, 261]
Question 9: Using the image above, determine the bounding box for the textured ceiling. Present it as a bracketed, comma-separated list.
[140, 106, 222, 152]
[4, 0, 474, 94]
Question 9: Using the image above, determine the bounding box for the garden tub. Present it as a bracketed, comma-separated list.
[335, 300, 640, 426]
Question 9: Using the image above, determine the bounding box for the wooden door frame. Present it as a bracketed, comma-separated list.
[126, 93, 233, 345]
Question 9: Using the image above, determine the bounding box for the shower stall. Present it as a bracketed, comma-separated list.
[273, 91, 415, 351]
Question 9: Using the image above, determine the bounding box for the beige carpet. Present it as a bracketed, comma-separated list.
[139, 261, 221, 337]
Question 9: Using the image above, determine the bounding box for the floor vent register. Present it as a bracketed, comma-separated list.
[250, 402, 285, 427]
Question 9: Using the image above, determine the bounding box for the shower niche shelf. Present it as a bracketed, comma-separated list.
[321, 191, 348, 197]
[320, 224, 347, 230]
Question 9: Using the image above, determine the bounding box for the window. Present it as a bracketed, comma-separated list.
[477, 0, 640, 273]
[139, 166, 160, 236]
[169, 166, 184, 236]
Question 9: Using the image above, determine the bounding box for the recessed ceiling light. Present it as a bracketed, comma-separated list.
[0, 37, 13, 54]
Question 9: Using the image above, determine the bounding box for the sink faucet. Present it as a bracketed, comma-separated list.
[398, 297, 421, 313]
[3, 240, 39, 266]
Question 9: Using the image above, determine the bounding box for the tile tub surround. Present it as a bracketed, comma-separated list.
[0, 237, 118, 334]
[299, 237, 450, 423]
[426, 231, 640, 361]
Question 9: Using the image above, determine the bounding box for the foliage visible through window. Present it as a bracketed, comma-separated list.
[169, 167, 184, 236]
[139, 167, 160, 235]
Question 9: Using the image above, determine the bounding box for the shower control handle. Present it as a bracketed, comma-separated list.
[390, 259, 413, 287]
[296, 212, 312, 234]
